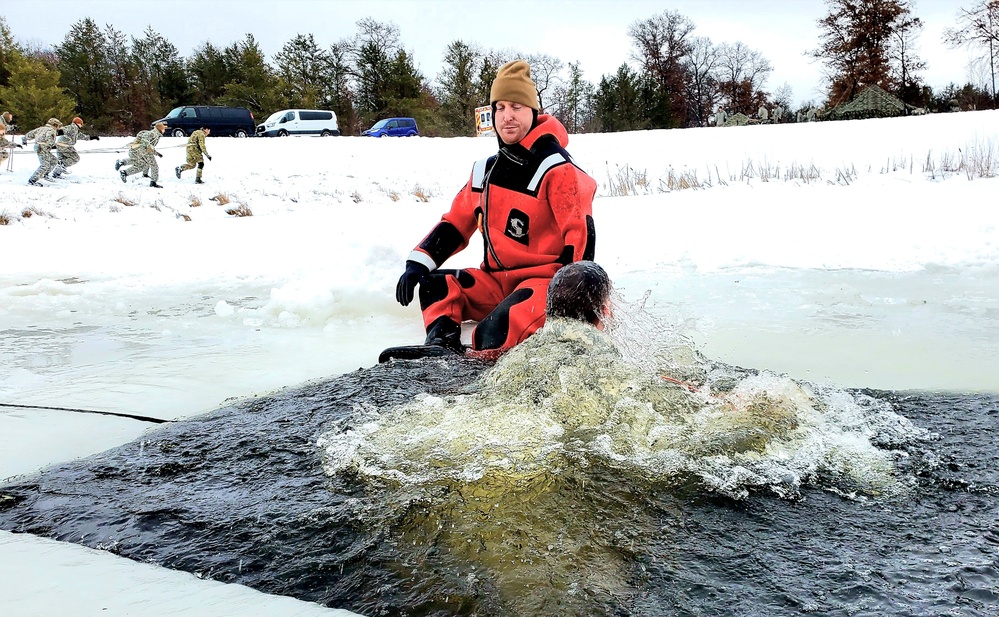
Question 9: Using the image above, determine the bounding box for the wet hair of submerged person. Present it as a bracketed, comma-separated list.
[546, 261, 612, 327]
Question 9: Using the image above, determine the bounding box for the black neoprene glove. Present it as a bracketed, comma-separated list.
[395, 261, 429, 306]
[14, 143, 22, 149]
[155, 151, 163, 158]
[206, 154, 212, 161]
[91, 135, 100, 141]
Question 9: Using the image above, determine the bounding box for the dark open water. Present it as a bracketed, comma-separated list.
[0, 356, 996, 616]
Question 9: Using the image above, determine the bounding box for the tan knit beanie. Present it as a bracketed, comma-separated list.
[490, 60, 539, 110]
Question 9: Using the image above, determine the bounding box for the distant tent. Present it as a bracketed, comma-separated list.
[827, 85, 913, 120]
[721, 112, 754, 127]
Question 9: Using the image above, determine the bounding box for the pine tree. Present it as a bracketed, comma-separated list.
[0, 16, 17, 90]
[188, 42, 228, 104]
[131, 26, 189, 120]
[381, 49, 425, 118]
[351, 18, 399, 118]
[437, 40, 482, 136]
[594, 64, 646, 132]
[273, 33, 329, 109]
[55, 18, 112, 128]
[103, 25, 140, 133]
[0, 54, 76, 131]
[551, 62, 595, 134]
[325, 42, 356, 133]
[221, 34, 283, 118]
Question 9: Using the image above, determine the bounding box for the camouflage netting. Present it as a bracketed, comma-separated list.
[827, 85, 911, 121]
[722, 112, 754, 127]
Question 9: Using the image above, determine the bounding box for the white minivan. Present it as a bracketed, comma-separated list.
[256, 109, 340, 137]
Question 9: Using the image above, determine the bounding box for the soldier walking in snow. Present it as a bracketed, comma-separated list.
[175, 126, 211, 184]
[23, 118, 62, 186]
[715, 107, 728, 127]
[53, 116, 99, 177]
[117, 122, 166, 188]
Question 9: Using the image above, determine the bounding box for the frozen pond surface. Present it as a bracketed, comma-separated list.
[1, 112, 998, 614]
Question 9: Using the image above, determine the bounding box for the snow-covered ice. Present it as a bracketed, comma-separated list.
[1, 111, 997, 615]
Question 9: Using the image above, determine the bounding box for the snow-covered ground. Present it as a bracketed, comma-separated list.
[1, 111, 997, 615]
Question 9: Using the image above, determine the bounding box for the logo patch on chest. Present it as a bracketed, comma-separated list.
[504, 209, 530, 245]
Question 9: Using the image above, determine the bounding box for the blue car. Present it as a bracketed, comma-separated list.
[361, 117, 419, 137]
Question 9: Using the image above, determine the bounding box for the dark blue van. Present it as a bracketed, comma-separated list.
[361, 117, 419, 137]
[153, 106, 255, 137]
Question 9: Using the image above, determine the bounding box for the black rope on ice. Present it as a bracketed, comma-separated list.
[0, 402, 174, 424]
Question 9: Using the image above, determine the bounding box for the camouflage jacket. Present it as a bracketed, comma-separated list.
[57, 123, 92, 148]
[186, 129, 209, 155]
[25, 125, 58, 147]
[130, 129, 161, 153]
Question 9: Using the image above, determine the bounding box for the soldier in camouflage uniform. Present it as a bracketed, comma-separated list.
[175, 126, 211, 184]
[53, 116, 99, 178]
[0, 122, 23, 166]
[117, 122, 166, 188]
[23, 118, 62, 187]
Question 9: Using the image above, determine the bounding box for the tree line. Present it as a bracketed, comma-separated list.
[1, 0, 997, 137]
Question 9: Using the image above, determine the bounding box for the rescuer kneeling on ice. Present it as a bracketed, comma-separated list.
[393, 60, 597, 357]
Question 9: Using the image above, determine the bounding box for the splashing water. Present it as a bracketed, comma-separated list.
[316, 298, 932, 611]
[321, 297, 929, 502]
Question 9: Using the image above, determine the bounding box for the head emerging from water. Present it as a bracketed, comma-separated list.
[546, 261, 612, 329]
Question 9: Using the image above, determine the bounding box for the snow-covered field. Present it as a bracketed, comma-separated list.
[1, 111, 997, 615]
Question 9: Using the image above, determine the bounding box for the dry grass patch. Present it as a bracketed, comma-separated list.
[210, 193, 231, 205]
[189, 194, 203, 208]
[225, 203, 253, 217]
[606, 164, 651, 196]
[113, 192, 136, 207]
[387, 190, 401, 202]
[0, 210, 13, 225]
[351, 191, 363, 203]
[784, 163, 822, 183]
[412, 185, 432, 202]
[661, 168, 704, 191]
[21, 206, 49, 219]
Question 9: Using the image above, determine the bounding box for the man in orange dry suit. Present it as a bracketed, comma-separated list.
[394, 59, 597, 356]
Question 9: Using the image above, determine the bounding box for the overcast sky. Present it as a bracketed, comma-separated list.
[5, 0, 975, 107]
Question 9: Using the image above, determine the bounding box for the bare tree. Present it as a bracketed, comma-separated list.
[715, 41, 772, 114]
[944, 0, 999, 103]
[526, 53, 564, 112]
[683, 36, 721, 126]
[889, 13, 926, 109]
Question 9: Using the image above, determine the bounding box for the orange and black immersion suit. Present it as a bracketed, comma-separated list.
[407, 115, 596, 352]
